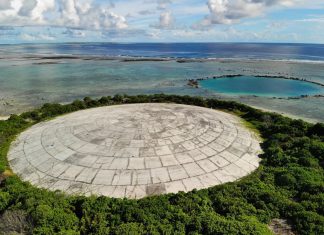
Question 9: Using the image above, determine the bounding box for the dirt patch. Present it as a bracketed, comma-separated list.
[269, 219, 295, 235]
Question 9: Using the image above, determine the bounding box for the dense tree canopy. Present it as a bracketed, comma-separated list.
[0, 94, 323, 234]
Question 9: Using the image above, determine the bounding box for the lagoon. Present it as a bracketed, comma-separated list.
[0, 43, 324, 123]
[200, 76, 324, 98]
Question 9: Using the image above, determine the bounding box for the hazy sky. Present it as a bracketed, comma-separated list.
[0, 0, 324, 43]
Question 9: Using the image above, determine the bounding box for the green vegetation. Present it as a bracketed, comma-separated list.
[0, 94, 323, 235]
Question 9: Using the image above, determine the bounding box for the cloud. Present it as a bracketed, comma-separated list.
[58, 0, 80, 26]
[142, 0, 172, 10]
[194, 0, 295, 29]
[0, 0, 323, 43]
[138, 10, 155, 15]
[151, 11, 175, 29]
[0, 26, 17, 37]
[296, 16, 324, 23]
[18, 0, 37, 17]
[0, 26, 14, 30]
[157, 0, 172, 10]
[0, 0, 128, 30]
[28, 0, 55, 23]
[20, 32, 55, 41]
[62, 28, 86, 38]
[0, 0, 13, 10]
[101, 28, 150, 39]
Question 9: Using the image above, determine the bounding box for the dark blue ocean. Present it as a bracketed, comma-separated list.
[2, 43, 324, 61]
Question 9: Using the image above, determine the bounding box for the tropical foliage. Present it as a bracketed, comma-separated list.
[0, 94, 323, 234]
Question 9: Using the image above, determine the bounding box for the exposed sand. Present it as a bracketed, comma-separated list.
[0, 116, 9, 121]
[249, 105, 319, 124]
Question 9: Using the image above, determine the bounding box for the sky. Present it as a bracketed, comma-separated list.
[0, 0, 324, 44]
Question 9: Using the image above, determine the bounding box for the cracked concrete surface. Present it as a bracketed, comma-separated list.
[8, 103, 262, 199]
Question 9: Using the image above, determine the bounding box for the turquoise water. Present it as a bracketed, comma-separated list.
[0, 51, 324, 122]
[200, 76, 324, 97]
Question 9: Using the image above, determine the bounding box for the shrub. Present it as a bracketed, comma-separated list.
[0, 191, 10, 212]
[275, 172, 297, 188]
[0, 94, 322, 234]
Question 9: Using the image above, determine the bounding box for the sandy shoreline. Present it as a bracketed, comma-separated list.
[0, 99, 322, 124]
[0, 116, 9, 121]
[247, 105, 319, 124]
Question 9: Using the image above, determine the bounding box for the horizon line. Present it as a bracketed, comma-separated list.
[1, 41, 324, 46]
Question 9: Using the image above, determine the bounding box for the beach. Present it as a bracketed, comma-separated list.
[0, 116, 9, 120]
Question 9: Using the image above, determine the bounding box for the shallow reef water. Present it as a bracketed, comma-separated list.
[0, 43, 324, 123]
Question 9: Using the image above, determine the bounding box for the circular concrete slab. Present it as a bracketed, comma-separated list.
[8, 103, 261, 199]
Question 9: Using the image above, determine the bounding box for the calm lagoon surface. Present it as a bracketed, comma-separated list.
[200, 76, 324, 97]
[0, 43, 324, 123]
